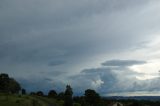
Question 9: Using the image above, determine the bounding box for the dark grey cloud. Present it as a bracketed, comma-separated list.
[69, 64, 160, 95]
[0, 0, 160, 96]
[18, 77, 66, 94]
[0, 0, 158, 66]
[48, 60, 66, 66]
[101, 60, 146, 67]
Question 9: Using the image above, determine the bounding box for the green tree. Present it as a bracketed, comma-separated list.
[64, 85, 73, 106]
[0, 73, 21, 93]
[57, 92, 65, 100]
[0, 73, 10, 92]
[30, 92, 36, 95]
[84, 89, 100, 106]
[36, 91, 44, 96]
[48, 90, 57, 98]
[22, 88, 26, 95]
[8, 78, 21, 93]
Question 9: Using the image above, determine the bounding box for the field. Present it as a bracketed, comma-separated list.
[2, 93, 160, 106]
[0, 93, 61, 106]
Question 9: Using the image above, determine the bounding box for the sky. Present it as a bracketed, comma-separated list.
[1, 0, 160, 96]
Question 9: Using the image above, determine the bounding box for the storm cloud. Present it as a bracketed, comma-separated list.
[1, 0, 160, 96]
[101, 60, 146, 67]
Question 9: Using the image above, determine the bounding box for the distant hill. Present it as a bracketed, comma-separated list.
[104, 96, 160, 101]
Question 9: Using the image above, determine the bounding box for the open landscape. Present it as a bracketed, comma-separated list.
[2, 92, 160, 106]
[0, 93, 54, 106]
[1, 73, 160, 106]
[1, 0, 160, 106]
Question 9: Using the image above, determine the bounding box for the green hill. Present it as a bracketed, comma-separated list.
[0, 93, 61, 106]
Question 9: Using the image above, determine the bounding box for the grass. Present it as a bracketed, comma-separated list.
[34, 96, 64, 106]
[0, 93, 55, 106]
[0, 93, 80, 106]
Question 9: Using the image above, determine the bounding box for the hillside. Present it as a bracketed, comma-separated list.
[0, 93, 60, 106]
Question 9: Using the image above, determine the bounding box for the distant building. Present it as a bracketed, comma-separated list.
[109, 102, 123, 106]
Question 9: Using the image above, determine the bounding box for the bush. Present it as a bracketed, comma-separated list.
[73, 103, 81, 106]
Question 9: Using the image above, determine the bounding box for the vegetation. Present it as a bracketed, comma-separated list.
[0, 93, 48, 106]
[36, 91, 44, 96]
[64, 85, 73, 106]
[21, 88, 26, 95]
[48, 89, 57, 98]
[1, 73, 160, 106]
[0, 73, 21, 93]
[84, 89, 101, 106]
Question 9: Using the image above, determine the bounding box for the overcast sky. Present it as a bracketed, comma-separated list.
[1, 0, 160, 96]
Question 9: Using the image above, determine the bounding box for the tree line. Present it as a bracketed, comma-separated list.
[0, 73, 102, 106]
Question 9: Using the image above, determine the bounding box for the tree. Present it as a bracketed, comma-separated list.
[8, 78, 21, 94]
[0, 73, 21, 93]
[30, 92, 36, 95]
[22, 88, 26, 95]
[73, 96, 85, 106]
[64, 85, 73, 106]
[48, 90, 57, 98]
[84, 89, 100, 106]
[36, 91, 44, 96]
[57, 92, 65, 100]
[0, 73, 10, 92]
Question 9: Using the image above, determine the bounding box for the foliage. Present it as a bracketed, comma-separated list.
[64, 85, 73, 106]
[22, 88, 26, 95]
[36, 91, 44, 96]
[0, 73, 21, 93]
[48, 89, 57, 98]
[0, 93, 47, 106]
[73, 102, 81, 106]
[57, 92, 65, 100]
[8, 78, 21, 93]
[84, 89, 101, 106]
[30, 92, 36, 95]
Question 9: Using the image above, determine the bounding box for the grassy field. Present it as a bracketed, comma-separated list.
[0, 93, 60, 106]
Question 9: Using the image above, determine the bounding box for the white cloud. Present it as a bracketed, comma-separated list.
[91, 77, 104, 89]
